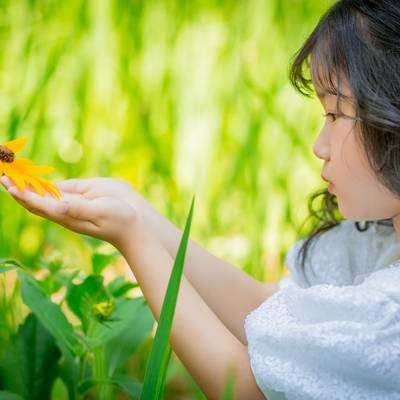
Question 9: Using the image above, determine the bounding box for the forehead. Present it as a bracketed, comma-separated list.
[312, 77, 354, 107]
[310, 54, 354, 102]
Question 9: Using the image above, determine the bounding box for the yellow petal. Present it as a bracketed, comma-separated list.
[34, 175, 61, 199]
[23, 175, 47, 196]
[0, 141, 61, 199]
[2, 164, 27, 191]
[2, 137, 28, 153]
[12, 161, 59, 198]
[14, 158, 34, 166]
[14, 159, 54, 174]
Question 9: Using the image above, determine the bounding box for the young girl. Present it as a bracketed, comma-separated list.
[2, 0, 400, 398]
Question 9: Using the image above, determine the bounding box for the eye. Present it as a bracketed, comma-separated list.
[323, 112, 338, 122]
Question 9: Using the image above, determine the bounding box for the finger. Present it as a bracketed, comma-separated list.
[7, 186, 89, 221]
[54, 178, 90, 194]
[55, 196, 100, 223]
[7, 185, 61, 215]
[1, 175, 60, 200]
[7, 187, 99, 235]
[1, 175, 40, 193]
[0, 175, 15, 190]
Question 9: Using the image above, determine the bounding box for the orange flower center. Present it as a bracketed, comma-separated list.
[0, 146, 15, 163]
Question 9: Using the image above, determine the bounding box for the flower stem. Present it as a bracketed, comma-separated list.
[93, 345, 112, 400]
[87, 319, 112, 400]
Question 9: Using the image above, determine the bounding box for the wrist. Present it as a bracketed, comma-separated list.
[127, 190, 151, 224]
[115, 215, 152, 256]
[128, 192, 160, 236]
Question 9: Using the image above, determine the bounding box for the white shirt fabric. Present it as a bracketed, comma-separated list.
[244, 220, 400, 400]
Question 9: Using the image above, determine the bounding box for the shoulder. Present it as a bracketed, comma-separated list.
[282, 219, 399, 288]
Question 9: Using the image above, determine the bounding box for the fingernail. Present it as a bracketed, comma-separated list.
[57, 201, 69, 214]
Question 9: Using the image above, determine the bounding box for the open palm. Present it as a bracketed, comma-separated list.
[54, 177, 146, 219]
[0, 176, 138, 247]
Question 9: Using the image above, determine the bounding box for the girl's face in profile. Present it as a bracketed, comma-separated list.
[312, 75, 400, 226]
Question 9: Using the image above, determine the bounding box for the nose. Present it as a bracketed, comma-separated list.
[312, 125, 330, 161]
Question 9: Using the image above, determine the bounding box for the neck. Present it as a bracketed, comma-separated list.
[392, 213, 400, 241]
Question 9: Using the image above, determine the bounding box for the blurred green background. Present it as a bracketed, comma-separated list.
[0, 0, 334, 398]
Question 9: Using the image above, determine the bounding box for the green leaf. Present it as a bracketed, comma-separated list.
[0, 392, 24, 400]
[0, 313, 61, 400]
[0, 258, 22, 273]
[66, 274, 109, 333]
[80, 236, 104, 249]
[140, 195, 195, 400]
[19, 272, 84, 356]
[105, 300, 154, 376]
[67, 276, 148, 350]
[87, 297, 147, 349]
[78, 375, 142, 400]
[57, 350, 80, 400]
[36, 275, 63, 296]
[108, 276, 139, 297]
[112, 374, 142, 399]
[0, 265, 17, 273]
[77, 379, 98, 397]
[38, 255, 64, 274]
[92, 252, 119, 275]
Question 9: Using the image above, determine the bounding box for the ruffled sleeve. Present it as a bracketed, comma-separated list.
[244, 265, 400, 400]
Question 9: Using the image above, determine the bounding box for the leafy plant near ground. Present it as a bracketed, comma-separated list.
[0, 253, 153, 399]
[0, 195, 232, 399]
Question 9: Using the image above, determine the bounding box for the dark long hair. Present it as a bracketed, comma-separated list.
[288, 0, 400, 282]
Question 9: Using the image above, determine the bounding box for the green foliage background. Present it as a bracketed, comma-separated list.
[0, 0, 334, 398]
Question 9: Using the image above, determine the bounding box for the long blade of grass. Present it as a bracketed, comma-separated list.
[220, 368, 235, 400]
[140, 195, 195, 400]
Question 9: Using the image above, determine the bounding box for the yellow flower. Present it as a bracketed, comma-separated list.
[0, 137, 61, 199]
[92, 300, 114, 321]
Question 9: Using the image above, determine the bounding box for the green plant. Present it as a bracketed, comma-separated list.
[0, 196, 197, 399]
[140, 195, 194, 399]
[0, 250, 153, 399]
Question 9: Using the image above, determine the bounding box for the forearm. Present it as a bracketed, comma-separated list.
[139, 196, 268, 344]
[118, 223, 265, 400]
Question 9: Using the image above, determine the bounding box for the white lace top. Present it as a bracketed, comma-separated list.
[244, 220, 400, 400]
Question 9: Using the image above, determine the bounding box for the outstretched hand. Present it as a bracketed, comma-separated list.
[0, 175, 139, 249]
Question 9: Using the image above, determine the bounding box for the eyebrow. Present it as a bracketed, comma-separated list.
[316, 90, 362, 121]
[315, 89, 352, 101]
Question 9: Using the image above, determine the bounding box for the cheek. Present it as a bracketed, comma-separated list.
[334, 129, 400, 220]
[333, 124, 373, 185]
